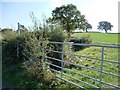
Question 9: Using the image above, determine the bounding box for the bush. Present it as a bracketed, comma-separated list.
[28, 26, 66, 70]
[2, 28, 49, 64]
[70, 35, 92, 51]
[20, 60, 58, 88]
[2, 29, 62, 88]
[2, 30, 19, 65]
[48, 26, 66, 42]
[24, 61, 53, 82]
[20, 32, 44, 62]
[46, 26, 66, 70]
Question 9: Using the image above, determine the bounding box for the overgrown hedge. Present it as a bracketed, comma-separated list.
[2, 30, 43, 64]
[2, 30, 18, 65]
[2, 26, 92, 88]
[2, 28, 67, 88]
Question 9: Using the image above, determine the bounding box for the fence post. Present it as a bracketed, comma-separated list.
[61, 42, 64, 77]
[17, 23, 20, 61]
[41, 38, 45, 63]
[99, 46, 104, 90]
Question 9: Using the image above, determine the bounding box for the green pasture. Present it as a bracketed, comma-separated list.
[73, 32, 120, 45]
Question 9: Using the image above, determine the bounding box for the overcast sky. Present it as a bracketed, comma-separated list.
[0, 0, 119, 33]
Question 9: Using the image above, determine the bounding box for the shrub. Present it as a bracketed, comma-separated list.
[24, 60, 53, 81]
[20, 32, 44, 62]
[48, 26, 66, 42]
[46, 26, 66, 70]
[2, 30, 19, 65]
[2, 28, 47, 64]
[20, 60, 62, 88]
[1, 28, 16, 41]
[70, 35, 92, 51]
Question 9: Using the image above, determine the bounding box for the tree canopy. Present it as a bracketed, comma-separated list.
[48, 4, 86, 38]
[97, 21, 113, 33]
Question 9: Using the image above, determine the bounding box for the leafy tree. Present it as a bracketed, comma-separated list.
[97, 21, 113, 33]
[85, 22, 92, 32]
[48, 4, 86, 38]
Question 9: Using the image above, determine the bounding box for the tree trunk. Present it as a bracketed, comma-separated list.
[68, 32, 71, 38]
[105, 29, 107, 33]
[86, 28, 88, 32]
[67, 22, 71, 40]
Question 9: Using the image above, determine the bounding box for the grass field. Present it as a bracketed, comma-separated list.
[57, 32, 120, 88]
[61, 46, 119, 88]
[73, 32, 120, 45]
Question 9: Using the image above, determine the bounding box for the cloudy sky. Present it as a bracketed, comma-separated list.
[0, 0, 119, 33]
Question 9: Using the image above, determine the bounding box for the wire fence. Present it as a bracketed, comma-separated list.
[45, 41, 120, 89]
